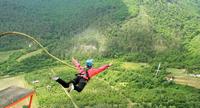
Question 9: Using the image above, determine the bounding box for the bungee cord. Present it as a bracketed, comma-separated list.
[50, 68, 79, 108]
[0, 32, 76, 69]
[0, 31, 79, 108]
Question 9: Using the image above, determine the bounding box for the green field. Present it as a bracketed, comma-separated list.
[23, 66, 128, 107]
[17, 49, 43, 62]
[0, 50, 200, 107]
[167, 68, 200, 89]
[0, 50, 22, 63]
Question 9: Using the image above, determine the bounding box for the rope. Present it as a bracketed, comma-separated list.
[61, 87, 79, 108]
[0, 31, 76, 70]
[50, 68, 79, 108]
[0, 31, 78, 108]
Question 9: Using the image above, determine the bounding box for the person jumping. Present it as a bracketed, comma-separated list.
[52, 57, 112, 92]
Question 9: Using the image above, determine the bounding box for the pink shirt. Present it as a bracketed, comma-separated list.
[72, 59, 110, 80]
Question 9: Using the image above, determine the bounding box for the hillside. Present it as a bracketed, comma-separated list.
[0, 52, 199, 107]
[0, 0, 200, 108]
[1, 0, 200, 67]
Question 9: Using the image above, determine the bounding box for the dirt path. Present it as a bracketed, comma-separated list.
[0, 76, 26, 90]
[174, 76, 200, 89]
[167, 68, 200, 89]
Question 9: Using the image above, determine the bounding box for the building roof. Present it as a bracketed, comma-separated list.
[0, 86, 35, 108]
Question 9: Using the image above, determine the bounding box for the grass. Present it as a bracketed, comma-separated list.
[167, 68, 200, 89]
[0, 63, 199, 107]
[0, 76, 25, 90]
[16, 49, 43, 62]
[0, 49, 199, 107]
[121, 62, 149, 71]
[23, 66, 128, 107]
[122, 0, 139, 16]
[0, 49, 22, 63]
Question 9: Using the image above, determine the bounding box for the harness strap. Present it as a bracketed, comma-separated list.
[85, 68, 90, 80]
[77, 68, 90, 80]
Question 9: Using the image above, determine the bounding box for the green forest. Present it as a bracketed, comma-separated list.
[0, 0, 200, 108]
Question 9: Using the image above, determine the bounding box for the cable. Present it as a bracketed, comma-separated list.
[0, 31, 78, 108]
[50, 68, 79, 108]
[0, 32, 76, 69]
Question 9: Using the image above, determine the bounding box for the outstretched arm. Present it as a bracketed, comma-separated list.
[72, 57, 82, 70]
[91, 64, 112, 76]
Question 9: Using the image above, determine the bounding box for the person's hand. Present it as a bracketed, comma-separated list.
[72, 57, 75, 61]
[72, 57, 77, 63]
[108, 63, 112, 67]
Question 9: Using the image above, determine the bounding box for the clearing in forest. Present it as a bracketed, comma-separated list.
[167, 68, 200, 89]
[17, 49, 43, 62]
[0, 50, 22, 62]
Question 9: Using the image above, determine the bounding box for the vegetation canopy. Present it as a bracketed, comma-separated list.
[0, 0, 200, 108]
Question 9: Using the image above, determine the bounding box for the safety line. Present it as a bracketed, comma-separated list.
[0, 31, 78, 108]
[0, 32, 76, 69]
[50, 68, 79, 108]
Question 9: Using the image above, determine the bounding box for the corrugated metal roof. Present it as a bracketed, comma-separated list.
[0, 86, 34, 108]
